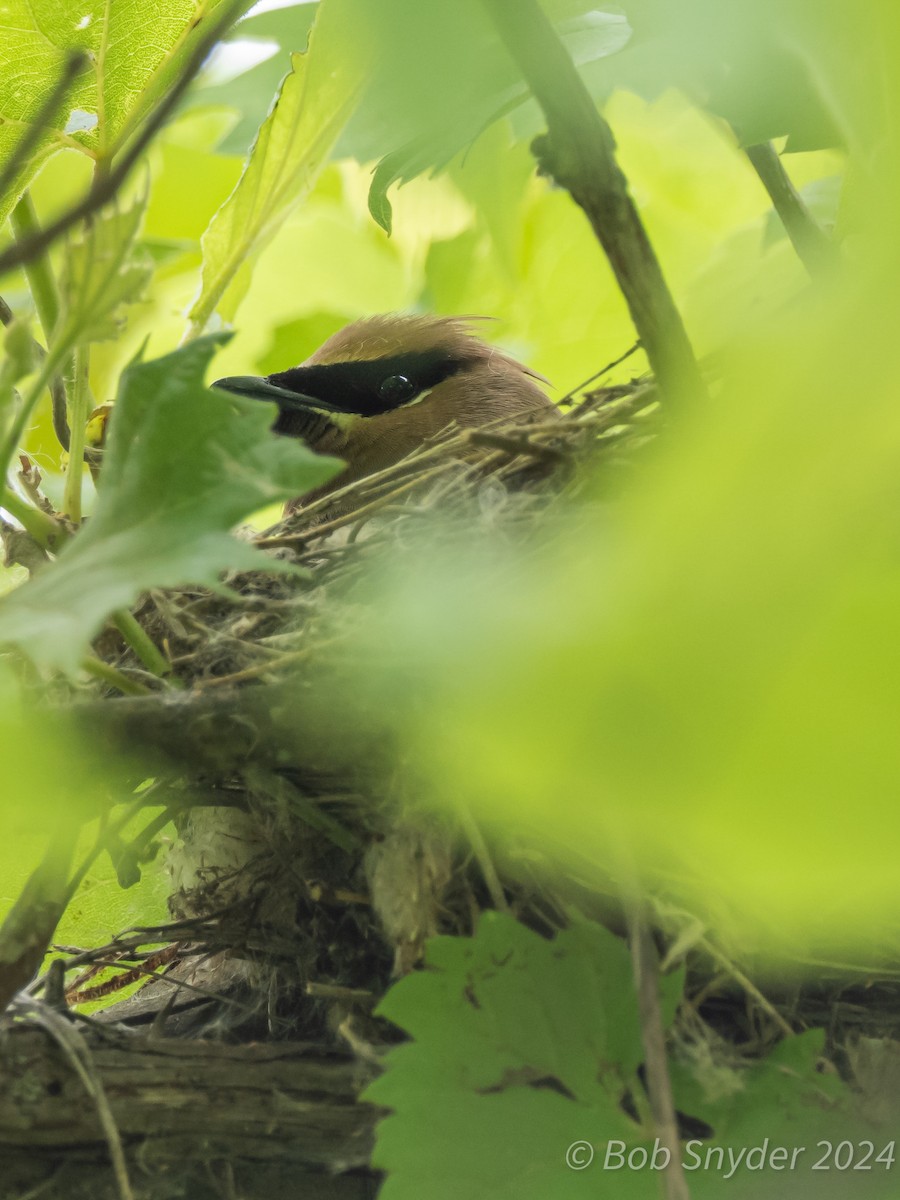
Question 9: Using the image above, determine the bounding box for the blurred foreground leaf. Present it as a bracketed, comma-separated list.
[0, 336, 340, 672]
[349, 234, 900, 957]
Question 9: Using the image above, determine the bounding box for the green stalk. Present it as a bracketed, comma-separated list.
[10, 193, 60, 337]
[0, 345, 67, 485]
[62, 344, 91, 522]
[0, 485, 63, 549]
[82, 656, 152, 696]
[112, 610, 173, 680]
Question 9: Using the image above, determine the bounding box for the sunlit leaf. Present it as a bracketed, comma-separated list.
[188, 0, 370, 332]
[188, 1, 319, 156]
[0, 0, 249, 225]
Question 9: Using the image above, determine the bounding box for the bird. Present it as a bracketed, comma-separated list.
[212, 314, 556, 500]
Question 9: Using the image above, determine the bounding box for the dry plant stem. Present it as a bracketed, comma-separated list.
[480, 0, 705, 408]
[62, 344, 90, 521]
[701, 936, 795, 1038]
[628, 908, 691, 1200]
[0, 0, 249, 280]
[455, 803, 509, 914]
[745, 141, 837, 278]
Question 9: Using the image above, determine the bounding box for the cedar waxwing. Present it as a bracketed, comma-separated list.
[213, 314, 556, 497]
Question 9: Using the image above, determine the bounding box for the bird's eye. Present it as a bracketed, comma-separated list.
[377, 374, 416, 405]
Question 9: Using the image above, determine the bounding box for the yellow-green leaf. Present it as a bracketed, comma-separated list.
[188, 0, 370, 334]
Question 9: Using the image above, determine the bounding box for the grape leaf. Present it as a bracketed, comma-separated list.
[0, 336, 340, 673]
[365, 912, 682, 1200]
[0, 0, 249, 225]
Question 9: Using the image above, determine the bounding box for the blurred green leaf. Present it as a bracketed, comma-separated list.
[189, 0, 370, 332]
[357, 2, 631, 234]
[0, 0, 248, 225]
[0, 336, 340, 672]
[589, 0, 843, 149]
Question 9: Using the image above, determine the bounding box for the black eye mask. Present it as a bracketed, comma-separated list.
[213, 350, 468, 423]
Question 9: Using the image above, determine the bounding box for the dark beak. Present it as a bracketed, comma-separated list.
[212, 375, 342, 416]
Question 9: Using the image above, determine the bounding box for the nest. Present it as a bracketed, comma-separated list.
[47, 376, 658, 1038]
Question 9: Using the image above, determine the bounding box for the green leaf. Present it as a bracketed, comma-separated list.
[358, 3, 631, 234]
[0, 0, 248, 225]
[589, 0, 844, 150]
[58, 197, 152, 343]
[188, 1, 319, 156]
[188, 0, 370, 332]
[0, 336, 340, 673]
[365, 912, 681, 1200]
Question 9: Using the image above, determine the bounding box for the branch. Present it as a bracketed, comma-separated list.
[0, 1021, 380, 1189]
[0, 0, 248, 280]
[745, 141, 838, 279]
[480, 0, 706, 408]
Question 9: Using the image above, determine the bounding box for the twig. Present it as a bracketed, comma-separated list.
[700, 936, 795, 1039]
[463, 428, 569, 463]
[0, 0, 248, 280]
[558, 340, 642, 405]
[258, 464, 455, 548]
[745, 141, 838, 279]
[480, 0, 705, 408]
[627, 909, 691, 1200]
[62, 344, 90, 521]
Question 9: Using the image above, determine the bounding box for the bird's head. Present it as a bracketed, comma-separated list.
[213, 314, 553, 494]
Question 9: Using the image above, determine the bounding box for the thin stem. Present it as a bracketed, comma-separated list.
[0, 291, 71, 450]
[627, 907, 691, 1200]
[112, 609, 172, 679]
[81, 656, 153, 697]
[62, 344, 91, 522]
[10, 193, 61, 335]
[480, 0, 705, 408]
[0, 485, 63, 549]
[0, 344, 67, 485]
[745, 141, 838, 279]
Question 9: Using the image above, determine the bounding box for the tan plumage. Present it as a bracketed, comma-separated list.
[214, 313, 557, 500]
